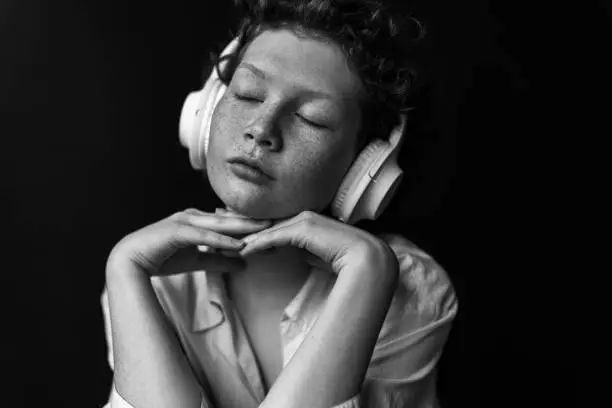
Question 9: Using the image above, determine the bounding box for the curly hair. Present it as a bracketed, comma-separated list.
[209, 0, 426, 149]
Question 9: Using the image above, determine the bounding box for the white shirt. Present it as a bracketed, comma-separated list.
[101, 233, 458, 408]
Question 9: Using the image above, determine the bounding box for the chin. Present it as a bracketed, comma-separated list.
[223, 198, 278, 220]
[210, 180, 287, 220]
[219, 185, 331, 221]
[208, 163, 331, 221]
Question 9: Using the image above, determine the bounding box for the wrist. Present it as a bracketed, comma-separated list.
[344, 242, 399, 284]
[105, 253, 148, 287]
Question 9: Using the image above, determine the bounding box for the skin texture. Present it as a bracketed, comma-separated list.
[107, 27, 400, 408]
[205, 30, 369, 357]
[206, 28, 364, 221]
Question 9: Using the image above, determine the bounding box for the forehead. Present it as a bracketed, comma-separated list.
[238, 28, 362, 103]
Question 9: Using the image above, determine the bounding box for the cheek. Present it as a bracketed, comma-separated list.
[205, 102, 232, 182]
[210, 98, 233, 142]
[205, 94, 358, 214]
[287, 140, 355, 206]
[207, 99, 239, 161]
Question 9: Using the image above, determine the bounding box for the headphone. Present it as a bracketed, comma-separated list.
[179, 36, 408, 225]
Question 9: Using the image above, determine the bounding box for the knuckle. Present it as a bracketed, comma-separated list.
[183, 208, 204, 216]
[171, 208, 203, 222]
[171, 222, 192, 241]
[170, 211, 187, 222]
[221, 234, 237, 244]
[212, 215, 227, 225]
[198, 229, 214, 242]
[300, 211, 317, 227]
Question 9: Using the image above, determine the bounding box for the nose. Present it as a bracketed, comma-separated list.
[243, 107, 283, 152]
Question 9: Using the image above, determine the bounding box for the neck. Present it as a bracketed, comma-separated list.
[217, 207, 312, 304]
[227, 246, 312, 310]
[244, 245, 310, 277]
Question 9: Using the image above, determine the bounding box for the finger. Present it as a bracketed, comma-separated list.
[239, 212, 309, 243]
[239, 221, 309, 257]
[216, 207, 299, 225]
[242, 215, 304, 237]
[183, 208, 209, 216]
[177, 209, 266, 224]
[185, 213, 272, 236]
[237, 214, 306, 256]
[196, 247, 243, 258]
[215, 207, 250, 218]
[171, 223, 246, 251]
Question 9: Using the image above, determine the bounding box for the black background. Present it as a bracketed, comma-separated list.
[3, 0, 600, 406]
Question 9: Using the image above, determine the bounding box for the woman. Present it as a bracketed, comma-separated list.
[101, 0, 457, 407]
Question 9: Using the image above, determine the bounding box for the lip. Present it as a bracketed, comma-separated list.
[227, 157, 273, 180]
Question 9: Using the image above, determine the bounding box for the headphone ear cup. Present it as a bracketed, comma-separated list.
[179, 90, 205, 169]
[331, 140, 387, 223]
[359, 159, 404, 220]
[179, 36, 240, 170]
[197, 80, 227, 169]
[332, 114, 407, 224]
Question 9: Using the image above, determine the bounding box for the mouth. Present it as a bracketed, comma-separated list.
[227, 157, 273, 183]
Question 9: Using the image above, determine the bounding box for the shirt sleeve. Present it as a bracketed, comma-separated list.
[100, 286, 215, 408]
[331, 394, 361, 408]
[103, 383, 213, 408]
[100, 286, 131, 408]
[351, 233, 459, 408]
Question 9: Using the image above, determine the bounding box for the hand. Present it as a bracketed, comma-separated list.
[238, 211, 399, 278]
[107, 208, 272, 277]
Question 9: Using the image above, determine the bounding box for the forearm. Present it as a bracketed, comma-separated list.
[262, 258, 399, 408]
[106, 260, 202, 408]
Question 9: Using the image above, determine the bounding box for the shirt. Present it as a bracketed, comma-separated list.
[100, 233, 458, 408]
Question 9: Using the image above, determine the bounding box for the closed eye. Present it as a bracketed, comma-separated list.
[235, 93, 328, 129]
[235, 93, 262, 103]
[296, 113, 328, 130]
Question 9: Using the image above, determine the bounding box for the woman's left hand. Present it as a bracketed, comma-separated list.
[239, 210, 399, 278]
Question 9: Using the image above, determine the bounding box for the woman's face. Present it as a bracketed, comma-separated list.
[207, 28, 363, 220]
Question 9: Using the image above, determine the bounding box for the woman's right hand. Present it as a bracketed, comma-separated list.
[106, 208, 272, 277]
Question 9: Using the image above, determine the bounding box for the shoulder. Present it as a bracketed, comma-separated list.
[348, 234, 458, 405]
[374, 232, 458, 346]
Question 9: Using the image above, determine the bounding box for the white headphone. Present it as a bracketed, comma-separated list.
[179, 36, 408, 225]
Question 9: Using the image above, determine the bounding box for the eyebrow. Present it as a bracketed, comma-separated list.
[237, 61, 337, 102]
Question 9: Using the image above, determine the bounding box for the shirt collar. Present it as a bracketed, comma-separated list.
[191, 270, 227, 333]
[190, 265, 336, 333]
[282, 266, 335, 323]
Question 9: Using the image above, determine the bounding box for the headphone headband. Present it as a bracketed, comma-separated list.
[179, 36, 408, 224]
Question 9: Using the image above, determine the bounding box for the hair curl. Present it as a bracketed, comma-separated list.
[209, 0, 426, 148]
